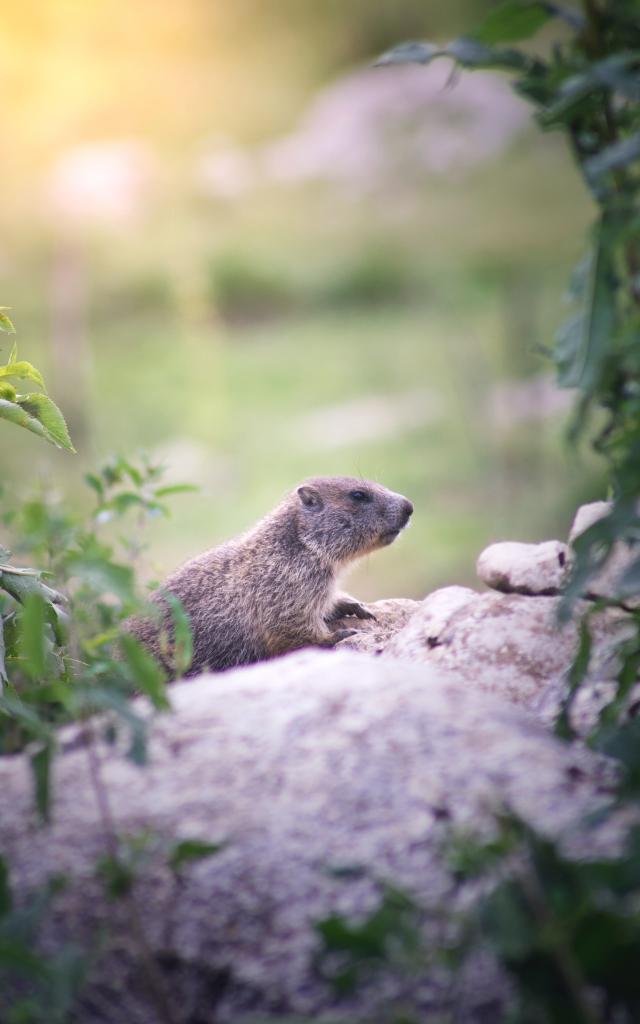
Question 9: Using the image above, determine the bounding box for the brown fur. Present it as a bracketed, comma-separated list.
[126, 476, 413, 676]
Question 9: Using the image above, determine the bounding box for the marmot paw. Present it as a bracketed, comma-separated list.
[327, 599, 377, 623]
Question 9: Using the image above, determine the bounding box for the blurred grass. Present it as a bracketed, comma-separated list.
[0, 127, 603, 600]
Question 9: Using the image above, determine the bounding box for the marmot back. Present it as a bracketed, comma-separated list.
[127, 476, 413, 676]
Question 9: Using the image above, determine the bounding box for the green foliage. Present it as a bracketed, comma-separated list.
[451, 816, 640, 1024]
[315, 885, 424, 996]
[0, 859, 86, 1024]
[0, 323, 74, 452]
[0, 455, 192, 762]
[371, 2, 640, 1020]
[0, 450, 221, 1019]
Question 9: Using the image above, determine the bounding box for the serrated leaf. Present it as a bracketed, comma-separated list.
[473, 1, 553, 44]
[0, 397, 51, 444]
[0, 360, 47, 391]
[168, 839, 226, 873]
[16, 393, 75, 452]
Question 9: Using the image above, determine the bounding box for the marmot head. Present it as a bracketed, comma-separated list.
[291, 476, 413, 564]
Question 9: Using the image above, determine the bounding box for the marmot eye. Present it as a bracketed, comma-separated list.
[349, 490, 370, 503]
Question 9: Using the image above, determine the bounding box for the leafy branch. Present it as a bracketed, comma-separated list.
[0, 310, 74, 452]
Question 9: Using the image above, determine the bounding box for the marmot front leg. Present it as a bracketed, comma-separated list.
[325, 593, 377, 623]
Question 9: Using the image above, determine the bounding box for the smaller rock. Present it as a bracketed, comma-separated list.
[477, 540, 570, 596]
[337, 597, 421, 654]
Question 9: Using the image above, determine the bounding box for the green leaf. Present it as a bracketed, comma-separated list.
[555, 221, 616, 394]
[584, 130, 640, 184]
[0, 360, 47, 391]
[444, 36, 538, 71]
[96, 853, 135, 900]
[0, 397, 51, 444]
[119, 633, 170, 710]
[76, 684, 149, 764]
[168, 838, 225, 873]
[376, 37, 540, 74]
[16, 393, 75, 452]
[473, 1, 553, 44]
[0, 308, 16, 334]
[0, 381, 17, 401]
[31, 741, 52, 822]
[555, 616, 592, 739]
[375, 41, 440, 66]
[540, 54, 640, 126]
[19, 593, 47, 680]
[66, 556, 134, 602]
[0, 391, 75, 452]
[555, 313, 584, 388]
[84, 473, 105, 500]
[541, 2, 584, 29]
[153, 484, 198, 498]
[480, 879, 534, 959]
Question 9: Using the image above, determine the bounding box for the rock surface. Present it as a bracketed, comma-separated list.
[4, 499, 639, 1023]
[385, 588, 631, 707]
[0, 650, 614, 1024]
[476, 540, 570, 595]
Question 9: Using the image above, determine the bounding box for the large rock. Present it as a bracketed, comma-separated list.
[0, 650, 613, 1024]
[386, 587, 632, 707]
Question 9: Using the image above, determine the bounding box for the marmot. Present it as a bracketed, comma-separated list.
[127, 476, 413, 676]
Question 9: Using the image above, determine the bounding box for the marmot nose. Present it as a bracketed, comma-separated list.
[401, 498, 414, 522]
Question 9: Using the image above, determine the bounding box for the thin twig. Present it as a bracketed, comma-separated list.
[84, 726, 179, 1024]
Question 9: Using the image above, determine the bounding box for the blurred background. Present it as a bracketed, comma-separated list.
[1, 0, 602, 598]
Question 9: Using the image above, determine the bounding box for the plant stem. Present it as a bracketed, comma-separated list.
[85, 729, 179, 1024]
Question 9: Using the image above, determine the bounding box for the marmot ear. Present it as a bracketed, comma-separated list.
[297, 485, 323, 509]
